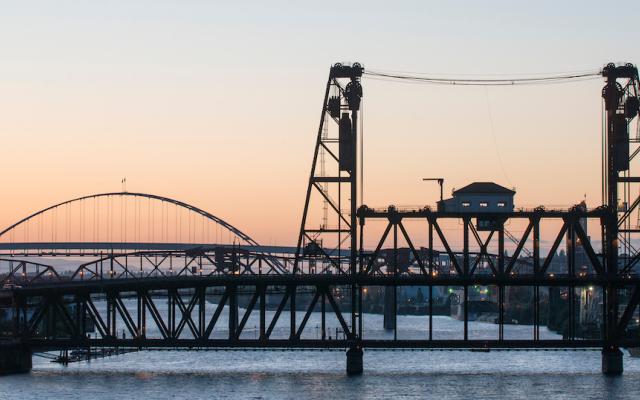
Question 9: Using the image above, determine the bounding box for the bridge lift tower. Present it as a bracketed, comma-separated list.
[601, 63, 640, 373]
[295, 62, 363, 273]
[294, 63, 363, 372]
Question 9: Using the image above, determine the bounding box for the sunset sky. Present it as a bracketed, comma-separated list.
[1, 1, 639, 246]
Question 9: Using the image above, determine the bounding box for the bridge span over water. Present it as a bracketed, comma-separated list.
[2, 62, 640, 376]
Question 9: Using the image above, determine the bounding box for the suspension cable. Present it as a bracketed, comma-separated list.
[363, 69, 601, 86]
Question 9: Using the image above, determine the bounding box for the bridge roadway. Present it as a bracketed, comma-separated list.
[0, 242, 306, 255]
[9, 272, 640, 292]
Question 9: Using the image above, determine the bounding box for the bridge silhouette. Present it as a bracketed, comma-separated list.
[1, 62, 640, 376]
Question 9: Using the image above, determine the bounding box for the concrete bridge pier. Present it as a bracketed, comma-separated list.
[346, 346, 363, 375]
[0, 342, 32, 375]
[602, 347, 623, 375]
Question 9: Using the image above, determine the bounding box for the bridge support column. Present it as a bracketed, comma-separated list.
[0, 342, 32, 375]
[602, 347, 623, 375]
[383, 286, 395, 330]
[346, 346, 363, 375]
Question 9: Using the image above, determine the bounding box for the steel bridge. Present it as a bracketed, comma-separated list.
[1, 62, 640, 376]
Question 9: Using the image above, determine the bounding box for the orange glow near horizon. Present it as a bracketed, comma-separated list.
[0, 77, 622, 248]
[1, 2, 638, 247]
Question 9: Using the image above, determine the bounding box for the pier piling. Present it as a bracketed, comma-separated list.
[346, 346, 363, 375]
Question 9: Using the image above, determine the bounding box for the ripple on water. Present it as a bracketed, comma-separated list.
[0, 350, 638, 400]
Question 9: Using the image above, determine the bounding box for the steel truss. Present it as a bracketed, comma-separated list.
[3, 62, 640, 375]
[7, 272, 640, 351]
[5, 206, 640, 349]
[0, 246, 350, 287]
[356, 206, 640, 347]
[67, 248, 289, 279]
[0, 259, 60, 287]
[11, 279, 357, 350]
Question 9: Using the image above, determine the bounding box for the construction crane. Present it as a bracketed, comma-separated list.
[422, 178, 444, 204]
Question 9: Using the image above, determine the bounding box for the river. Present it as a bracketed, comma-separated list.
[2, 302, 640, 399]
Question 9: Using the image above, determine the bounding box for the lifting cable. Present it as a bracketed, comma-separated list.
[363, 69, 601, 86]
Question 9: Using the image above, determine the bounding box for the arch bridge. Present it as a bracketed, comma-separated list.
[1, 62, 640, 376]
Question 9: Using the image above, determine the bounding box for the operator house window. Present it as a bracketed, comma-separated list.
[480, 202, 488, 207]
[462, 202, 471, 207]
[497, 202, 506, 207]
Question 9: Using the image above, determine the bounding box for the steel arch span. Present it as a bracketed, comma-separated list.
[0, 192, 260, 247]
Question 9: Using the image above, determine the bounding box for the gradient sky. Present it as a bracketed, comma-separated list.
[1, 1, 639, 245]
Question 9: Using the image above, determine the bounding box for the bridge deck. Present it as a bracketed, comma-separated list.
[0, 242, 304, 255]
